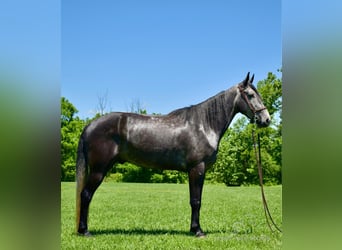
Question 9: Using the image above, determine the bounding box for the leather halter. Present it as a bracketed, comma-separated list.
[238, 86, 267, 114]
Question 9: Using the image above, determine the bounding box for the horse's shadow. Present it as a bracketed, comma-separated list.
[91, 228, 191, 236]
[90, 228, 226, 236]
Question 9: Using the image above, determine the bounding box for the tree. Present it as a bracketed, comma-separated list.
[128, 98, 147, 114]
[257, 70, 282, 117]
[61, 97, 85, 181]
[96, 90, 110, 115]
[61, 97, 78, 126]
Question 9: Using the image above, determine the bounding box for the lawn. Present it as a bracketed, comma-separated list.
[61, 182, 282, 249]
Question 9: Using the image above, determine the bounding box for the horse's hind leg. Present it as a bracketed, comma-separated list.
[78, 141, 118, 236]
[78, 171, 104, 236]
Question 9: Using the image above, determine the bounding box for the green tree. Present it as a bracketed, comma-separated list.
[257, 70, 282, 117]
[61, 97, 78, 126]
[61, 97, 85, 181]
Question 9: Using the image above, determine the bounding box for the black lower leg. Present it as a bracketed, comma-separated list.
[188, 163, 206, 237]
[78, 188, 93, 235]
[190, 199, 205, 237]
[78, 172, 104, 236]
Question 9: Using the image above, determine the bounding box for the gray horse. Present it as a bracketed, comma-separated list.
[76, 72, 270, 237]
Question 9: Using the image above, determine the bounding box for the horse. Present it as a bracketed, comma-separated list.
[76, 72, 271, 237]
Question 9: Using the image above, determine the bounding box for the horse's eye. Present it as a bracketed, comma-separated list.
[247, 93, 254, 98]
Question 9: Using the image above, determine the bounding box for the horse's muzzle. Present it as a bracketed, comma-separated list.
[256, 117, 271, 127]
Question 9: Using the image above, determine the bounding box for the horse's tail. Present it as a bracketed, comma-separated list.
[75, 132, 87, 233]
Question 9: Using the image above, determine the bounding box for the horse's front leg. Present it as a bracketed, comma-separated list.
[188, 162, 206, 237]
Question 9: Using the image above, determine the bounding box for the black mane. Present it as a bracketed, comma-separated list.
[167, 87, 237, 135]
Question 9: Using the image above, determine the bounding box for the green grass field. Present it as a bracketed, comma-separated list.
[61, 182, 282, 249]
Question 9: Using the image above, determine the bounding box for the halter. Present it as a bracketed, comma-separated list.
[238, 86, 267, 116]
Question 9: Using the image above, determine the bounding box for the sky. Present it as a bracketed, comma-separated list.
[61, 0, 281, 119]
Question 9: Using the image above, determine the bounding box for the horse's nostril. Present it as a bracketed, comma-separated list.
[266, 118, 271, 125]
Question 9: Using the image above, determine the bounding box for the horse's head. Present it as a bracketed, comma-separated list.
[237, 72, 271, 127]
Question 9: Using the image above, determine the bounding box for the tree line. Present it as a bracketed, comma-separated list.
[61, 72, 281, 185]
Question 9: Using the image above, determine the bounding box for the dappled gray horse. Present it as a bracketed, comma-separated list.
[76, 72, 270, 237]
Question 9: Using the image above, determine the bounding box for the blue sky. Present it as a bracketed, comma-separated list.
[62, 0, 281, 119]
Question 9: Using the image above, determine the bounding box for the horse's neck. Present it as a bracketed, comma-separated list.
[198, 86, 238, 138]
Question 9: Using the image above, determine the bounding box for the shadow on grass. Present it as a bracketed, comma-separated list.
[91, 228, 191, 236]
[90, 228, 232, 237]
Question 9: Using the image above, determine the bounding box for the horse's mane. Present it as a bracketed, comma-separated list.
[166, 87, 236, 131]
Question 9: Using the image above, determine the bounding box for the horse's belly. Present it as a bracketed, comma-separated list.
[120, 143, 188, 171]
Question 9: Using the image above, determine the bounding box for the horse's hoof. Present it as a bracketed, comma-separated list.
[191, 228, 206, 238]
[77, 230, 92, 237]
[195, 231, 206, 238]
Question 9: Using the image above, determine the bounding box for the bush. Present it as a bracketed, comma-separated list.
[162, 170, 187, 183]
[61, 162, 76, 182]
[110, 163, 188, 183]
[105, 173, 123, 182]
[115, 163, 155, 183]
[150, 174, 164, 183]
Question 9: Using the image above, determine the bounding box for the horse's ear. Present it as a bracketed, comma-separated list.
[250, 74, 254, 84]
[243, 72, 250, 87]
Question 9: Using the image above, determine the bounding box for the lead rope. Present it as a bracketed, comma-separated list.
[252, 123, 282, 233]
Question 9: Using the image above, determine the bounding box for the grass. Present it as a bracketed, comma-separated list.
[61, 182, 282, 249]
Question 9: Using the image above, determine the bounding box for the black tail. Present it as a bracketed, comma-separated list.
[75, 133, 87, 232]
